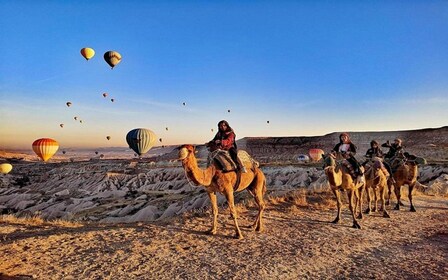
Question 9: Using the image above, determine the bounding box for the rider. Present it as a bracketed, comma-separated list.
[364, 140, 392, 180]
[382, 138, 404, 172]
[207, 120, 247, 173]
[331, 132, 364, 184]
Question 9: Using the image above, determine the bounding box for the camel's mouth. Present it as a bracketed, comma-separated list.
[178, 147, 189, 160]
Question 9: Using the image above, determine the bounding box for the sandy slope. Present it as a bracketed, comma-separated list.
[0, 193, 447, 280]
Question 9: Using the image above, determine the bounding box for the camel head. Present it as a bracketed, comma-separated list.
[322, 153, 336, 168]
[178, 144, 195, 160]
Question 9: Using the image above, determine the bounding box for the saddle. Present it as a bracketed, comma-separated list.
[207, 149, 259, 172]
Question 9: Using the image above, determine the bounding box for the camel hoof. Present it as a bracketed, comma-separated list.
[235, 233, 244, 239]
[385, 201, 390, 206]
[206, 229, 217, 235]
[410, 207, 416, 212]
[352, 223, 362, 229]
[331, 218, 340, 224]
[372, 208, 377, 213]
[399, 201, 405, 206]
[394, 204, 400, 211]
[357, 213, 363, 220]
[383, 212, 390, 218]
[364, 209, 371, 215]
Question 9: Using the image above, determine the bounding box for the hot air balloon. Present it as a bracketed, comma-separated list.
[227, 109, 231, 113]
[111, 98, 115, 102]
[159, 138, 163, 142]
[309, 149, 325, 162]
[267, 120, 270, 124]
[62, 150, 66, 154]
[126, 128, 157, 156]
[104, 51, 122, 69]
[79, 120, 83, 124]
[297, 155, 310, 162]
[165, 127, 169, 131]
[74, 116, 78, 121]
[211, 128, 214, 132]
[0, 163, 13, 174]
[103, 93, 108, 98]
[66, 102, 72, 107]
[95, 151, 99, 155]
[182, 102, 186, 106]
[106, 136, 111, 140]
[60, 124, 64, 128]
[80, 47, 95, 60]
[32, 138, 59, 162]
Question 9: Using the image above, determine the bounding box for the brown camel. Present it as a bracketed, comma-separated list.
[363, 158, 390, 218]
[322, 154, 365, 229]
[178, 144, 266, 239]
[387, 157, 419, 212]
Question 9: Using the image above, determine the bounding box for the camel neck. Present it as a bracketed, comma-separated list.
[183, 153, 214, 186]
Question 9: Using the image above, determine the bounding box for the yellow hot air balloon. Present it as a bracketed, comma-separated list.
[32, 138, 59, 162]
[103, 51, 122, 69]
[80, 47, 95, 60]
[0, 163, 13, 174]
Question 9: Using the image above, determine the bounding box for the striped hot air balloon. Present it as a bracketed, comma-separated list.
[309, 148, 325, 162]
[126, 128, 157, 156]
[32, 138, 59, 162]
[104, 51, 122, 69]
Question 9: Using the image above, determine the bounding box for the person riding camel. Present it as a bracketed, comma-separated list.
[207, 120, 247, 173]
[382, 138, 404, 172]
[331, 132, 364, 184]
[364, 140, 392, 181]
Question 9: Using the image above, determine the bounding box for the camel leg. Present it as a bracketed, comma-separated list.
[394, 183, 402, 211]
[207, 191, 218, 235]
[373, 188, 378, 212]
[364, 187, 372, 215]
[225, 191, 243, 239]
[386, 179, 393, 206]
[381, 186, 390, 218]
[348, 190, 361, 229]
[251, 175, 266, 232]
[331, 188, 342, 224]
[357, 186, 364, 220]
[409, 183, 416, 212]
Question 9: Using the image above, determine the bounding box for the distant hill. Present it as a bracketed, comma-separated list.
[237, 126, 448, 163]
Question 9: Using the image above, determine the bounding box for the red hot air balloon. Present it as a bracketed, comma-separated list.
[309, 149, 325, 162]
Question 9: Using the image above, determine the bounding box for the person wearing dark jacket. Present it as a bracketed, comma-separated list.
[382, 138, 403, 160]
[207, 120, 246, 173]
[331, 132, 364, 183]
[364, 140, 392, 180]
[365, 140, 384, 159]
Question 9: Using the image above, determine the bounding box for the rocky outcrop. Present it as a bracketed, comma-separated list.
[238, 126, 448, 162]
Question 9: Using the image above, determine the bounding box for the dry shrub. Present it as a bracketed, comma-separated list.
[267, 195, 288, 205]
[0, 214, 83, 228]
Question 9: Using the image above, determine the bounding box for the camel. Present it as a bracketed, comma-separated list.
[387, 156, 420, 212]
[322, 154, 365, 229]
[363, 158, 390, 218]
[178, 144, 266, 239]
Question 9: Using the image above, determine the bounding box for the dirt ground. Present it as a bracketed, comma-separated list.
[0, 192, 447, 280]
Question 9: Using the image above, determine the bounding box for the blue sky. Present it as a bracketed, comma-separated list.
[1, 1, 447, 149]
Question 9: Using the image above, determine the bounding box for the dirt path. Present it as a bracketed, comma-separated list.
[1, 193, 447, 280]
